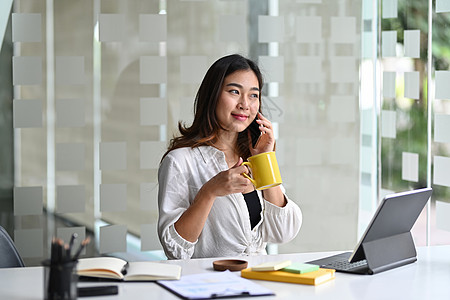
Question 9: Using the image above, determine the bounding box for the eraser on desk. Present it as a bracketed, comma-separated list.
[251, 260, 292, 271]
[281, 263, 319, 274]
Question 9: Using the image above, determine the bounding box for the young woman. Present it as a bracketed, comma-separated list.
[157, 54, 302, 259]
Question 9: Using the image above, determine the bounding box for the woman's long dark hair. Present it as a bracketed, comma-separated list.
[163, 54, 264, 161]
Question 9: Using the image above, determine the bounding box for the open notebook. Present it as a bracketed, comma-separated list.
[77, 257, 181, 281]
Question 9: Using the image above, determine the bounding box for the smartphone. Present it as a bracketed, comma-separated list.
[247, 117, 261, 148]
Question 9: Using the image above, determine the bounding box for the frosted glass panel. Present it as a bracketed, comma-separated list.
[362, 32, 373, 59]
[434, 156, 450, 187]
[12, 56, 42, 85]
[99, 14, 125, 42]
[434, 114, 450, 143]
[55, 56, 85, 85]
[180, 56, 207, 84]
[140, 98, 167, 126]
[139, 14, 166, 42]
[56, 143, 85, 171]
[140, 56, 167, 84]
[381, 31, 397, 57]
[331, 57, 356, 83]
[56, 185, 85, 213]
[331, 17, 356, 43]
[328, 96, 356, 123]
[436, 0, 450, 13]
[361, 146, 372, 173]
[361, 109, 373, 135]
[435, 71, 450, 100]
[99, 225, 127, 254]
[13, 99, 42, 128]
[402, 152, 419, 182]
[13, 186, 42, 216]
[382, 0, 398, 18]
[14, 229, 43, 258]
[383, 72, 396, 98]
[56, 99, 85, 128]
[404, 71, 419, 99]
[381, 110, 396, 138]
[12, 13, 41, 42]
[362, 0, 372, 20]
[258, 16, 284, 43]
[100, 142, 127, 171]
[259, 56, 284, 83]
[140, 141, 166, 169]
[100, 184, 127, 212]
[404, 30, 420, 58]
[296, 16, 321, 43]
[296, 57, 321, 83]
[219, 15, 246, 43]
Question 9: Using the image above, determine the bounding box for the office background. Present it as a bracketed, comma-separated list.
[1, 0, 449, 266]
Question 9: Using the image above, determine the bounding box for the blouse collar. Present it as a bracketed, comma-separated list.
[197, 146, 226, 165]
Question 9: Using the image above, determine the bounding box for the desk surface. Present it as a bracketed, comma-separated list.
[1, 246, 449, 300]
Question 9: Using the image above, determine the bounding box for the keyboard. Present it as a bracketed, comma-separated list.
[307, 252, 370, 274]
[325, 259, 368, 271]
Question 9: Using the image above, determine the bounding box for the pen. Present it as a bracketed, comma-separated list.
[121, 262, 129, 275]
[211, 291, 250, 298]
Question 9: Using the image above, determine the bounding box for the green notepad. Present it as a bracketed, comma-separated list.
[251, 260, 292, 271]
[281, 263, 319, 274]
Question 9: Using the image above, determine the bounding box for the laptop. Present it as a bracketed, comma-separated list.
[307, 188, 433, 275]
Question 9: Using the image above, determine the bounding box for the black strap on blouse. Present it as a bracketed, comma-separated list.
[242, 190, 262, 229]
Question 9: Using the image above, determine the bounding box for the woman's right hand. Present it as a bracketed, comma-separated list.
[203, 157, 251, 197]
[174, 157, 251, 243]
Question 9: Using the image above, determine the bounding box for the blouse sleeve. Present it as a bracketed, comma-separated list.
[157, 153, 197, 259]
[259, 186, 302, 244]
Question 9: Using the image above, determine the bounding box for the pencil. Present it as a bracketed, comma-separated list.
[67, 233, 78, 257]
[73, 237, 90, 261]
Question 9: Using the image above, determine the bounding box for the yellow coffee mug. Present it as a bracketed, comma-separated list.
[241, 151, 282, 190]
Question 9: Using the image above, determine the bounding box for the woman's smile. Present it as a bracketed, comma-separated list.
[231, 113, 249, 122]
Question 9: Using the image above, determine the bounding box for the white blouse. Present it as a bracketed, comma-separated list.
[157, 146, 302, 260]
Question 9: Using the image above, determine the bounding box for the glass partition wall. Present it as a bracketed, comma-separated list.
[379, 0, 450, 246]
[4, 0, 449, 266]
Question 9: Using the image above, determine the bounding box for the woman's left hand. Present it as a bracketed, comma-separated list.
[249, 112, 275, 155]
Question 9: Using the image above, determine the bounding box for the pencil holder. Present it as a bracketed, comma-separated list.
[42, 259, 78, 300]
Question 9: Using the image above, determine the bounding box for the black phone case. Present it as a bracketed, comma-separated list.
[248, 118, 260, 148]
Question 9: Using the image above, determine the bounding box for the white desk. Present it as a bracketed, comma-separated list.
[1, 246, 449, 300]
